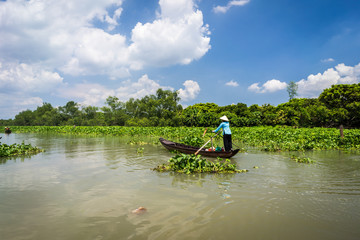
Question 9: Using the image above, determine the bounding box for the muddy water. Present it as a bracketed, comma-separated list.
[0, 133, 359, 240]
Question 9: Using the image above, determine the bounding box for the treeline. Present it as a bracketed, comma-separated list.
[1, 84, 360, 128]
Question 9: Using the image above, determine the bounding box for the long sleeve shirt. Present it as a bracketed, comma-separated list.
[214, 121, 231, 135]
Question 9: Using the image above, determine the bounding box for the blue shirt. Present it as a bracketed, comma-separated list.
[214, 121, 231, 135]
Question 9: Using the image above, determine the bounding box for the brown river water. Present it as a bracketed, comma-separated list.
[1, 133, 360, 240]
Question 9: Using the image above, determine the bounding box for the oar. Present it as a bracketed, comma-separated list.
[195, 132, 219, 155]
[202, 128, 207, 137]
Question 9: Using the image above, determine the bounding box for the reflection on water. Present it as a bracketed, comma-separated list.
[0, 133, 360, 240]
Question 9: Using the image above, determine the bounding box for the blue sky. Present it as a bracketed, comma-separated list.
[1, 0, 360, 119]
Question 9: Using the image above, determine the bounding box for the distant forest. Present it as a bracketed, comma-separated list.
[1, 84, 360, 128]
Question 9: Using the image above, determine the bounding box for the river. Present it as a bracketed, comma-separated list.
[1, 133, 359, 240]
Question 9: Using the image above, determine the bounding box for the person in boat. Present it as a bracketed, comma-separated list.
[213, 115, 232, 152]
[4, 127, 11, 134]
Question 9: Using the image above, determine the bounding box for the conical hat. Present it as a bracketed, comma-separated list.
[220, 115, 229, 121]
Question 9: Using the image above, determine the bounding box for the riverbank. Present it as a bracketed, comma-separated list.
[3, 126, 360, 152]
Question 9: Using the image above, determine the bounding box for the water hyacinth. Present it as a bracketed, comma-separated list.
[153, 153, 248, 174]
[0, 142, 44, 157]
[4, 126, 360, 151]
[290, 155, 315, 164]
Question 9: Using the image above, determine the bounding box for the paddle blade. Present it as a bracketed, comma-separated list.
[202, 128, 207, 137]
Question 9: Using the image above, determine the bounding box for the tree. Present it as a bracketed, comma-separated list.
[102, 96, 127, 126]
[14, 110, 34, 126]
[319, 83, 360, 127]
[58, 101, 81, 125]
[32, 102, 59, 125]
[287, 81, 298, 100]
[124, 89, 182, 126]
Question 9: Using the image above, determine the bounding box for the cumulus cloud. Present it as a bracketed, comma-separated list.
[213, 0, 250, 14]
[248, 79, 287, 93]
[0, 62, 64, 93]
[58, 83, 116, 106]
[0, 0, 210, 78]
[58, 74, 173, 106]
[128, 1, 210, 68]
[116, 74, 173, 101]
[60, 75, 201, 106]
[247, 62, 360, 97]
[0, 62, 65, 118]
[297, 62, 360, 97]
[225, 80, 239, 87]
[177, 80, 200, 101]
[0, 93, 43, 119]
[0, 0, 211, 118]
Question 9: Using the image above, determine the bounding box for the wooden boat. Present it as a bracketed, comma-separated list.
[159, 137, 240, 158]
[4, 127, 11, 134]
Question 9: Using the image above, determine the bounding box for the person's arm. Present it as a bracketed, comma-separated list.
[213, 122, 224, 133]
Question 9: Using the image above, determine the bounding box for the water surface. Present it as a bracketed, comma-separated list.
[1, 133, 359, 240]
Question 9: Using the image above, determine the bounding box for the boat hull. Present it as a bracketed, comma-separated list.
[159, 138, 239, 158]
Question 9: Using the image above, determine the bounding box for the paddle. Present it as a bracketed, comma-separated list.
[202, 128, 207, 137]
[195, 131, 219, 155]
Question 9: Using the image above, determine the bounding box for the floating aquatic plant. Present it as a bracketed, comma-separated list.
[137, 147, 144, 154]
[0, 142, 44, 157]
[290, 155, 315, 164]
[153, 153, 248, 174]
[6, 126, 360, 151]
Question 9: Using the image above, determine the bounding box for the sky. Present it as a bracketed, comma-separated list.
[1, 0, 360, 119]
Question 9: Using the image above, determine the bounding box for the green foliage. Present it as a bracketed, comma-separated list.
[3, 84, 360, 128]
[153, 153, 248, 174]
[179, 135, 205, 147]
[4, 126, 360, 151]
[232, 126, 360, 151]
[124, 89, 182, 126]
[287, 81, 298, 100]
[319, 83, 360, 127]
[290, 155, 315, 164]
[0, 142, 44, 157]
[137, 147, 144, 154]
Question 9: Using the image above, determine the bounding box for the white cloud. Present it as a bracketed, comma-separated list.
[248, 83, 261, 93]
[213, 0, 250, 14]
[225, 80, 239, 87]
[116, 74, 173, 101]
[59, 75, 202, 107]
[0, 62, 65, 119]
[247, 62, 360, 97]
[0, 62, 64, 93]
[321, 58, 335, 63]
[177, 80, 200, 101]
[0, 0, 211, 118]
[129, 0, 210, 68]
[248, 79, 287, 93]
[0, 0, 210, 79]
[58, 74, 173, 106]
[0, 93, 43, 119]
[58, 83, 115, 106]
[297, 62, 360, 97]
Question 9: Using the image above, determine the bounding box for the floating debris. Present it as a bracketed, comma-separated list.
[132, 207, 147, 215]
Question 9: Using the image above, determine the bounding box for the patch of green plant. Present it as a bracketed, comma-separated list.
[6, 126, 360, 152]
[153, 153, 248, 174]
[127, 138, 148, 145]
[290, 155, 315, 164]
[0, 142, 44, 157]
[179, 135, 205, 147]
